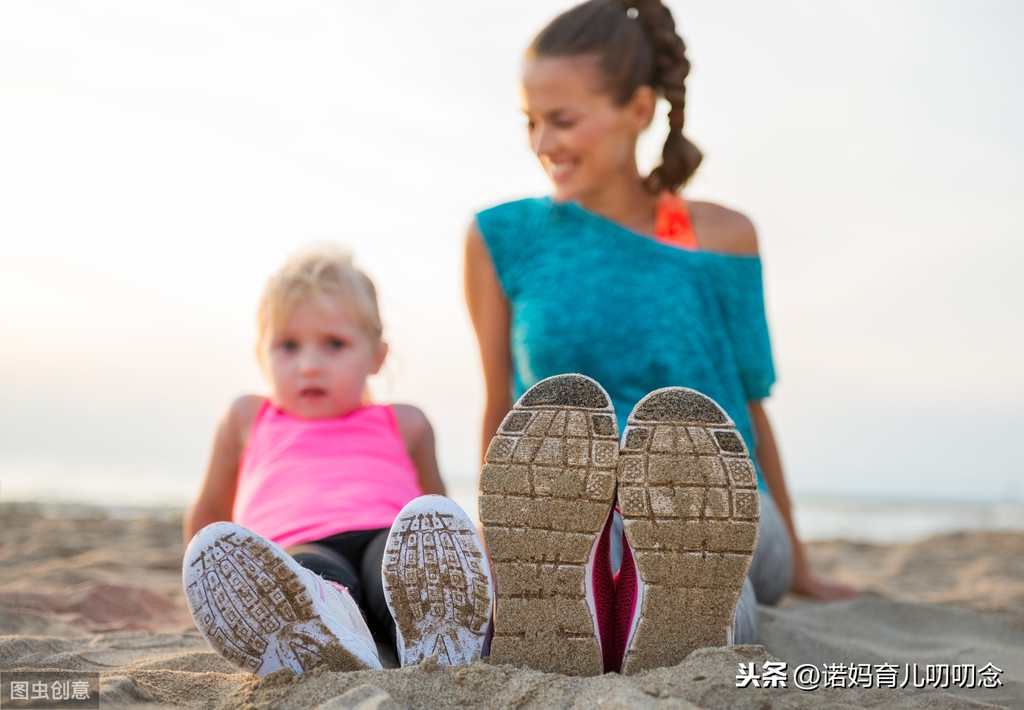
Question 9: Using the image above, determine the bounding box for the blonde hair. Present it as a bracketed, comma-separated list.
[256, 244, 383, 371]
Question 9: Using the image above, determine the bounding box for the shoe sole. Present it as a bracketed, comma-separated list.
[479, 373, 618, 676]
[183, 522, 382, 675]
[381, 495, 494, 666]
[617, 387, 760, 675]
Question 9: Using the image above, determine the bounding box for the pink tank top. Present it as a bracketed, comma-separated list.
[232, 400, 423, 548]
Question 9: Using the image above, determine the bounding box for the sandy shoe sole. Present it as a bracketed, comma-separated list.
[618, 387, 760, 675]
[479, 374, 618, 676]
[381, 495, 494, 666]
[183, 522, 382, 675]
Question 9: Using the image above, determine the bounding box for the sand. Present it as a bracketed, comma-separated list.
[1, 502, 1022, 709]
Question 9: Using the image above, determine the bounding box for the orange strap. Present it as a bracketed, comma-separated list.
[654, 192, 697, 250]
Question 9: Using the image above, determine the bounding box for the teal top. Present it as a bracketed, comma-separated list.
[476, 197, 775, 490]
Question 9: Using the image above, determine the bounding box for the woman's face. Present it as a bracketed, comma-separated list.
[521, 55, 650, 207]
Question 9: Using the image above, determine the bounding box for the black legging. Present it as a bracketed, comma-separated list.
[286, 528, 393, 645]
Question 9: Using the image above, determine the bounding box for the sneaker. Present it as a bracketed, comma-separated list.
[381, 495, 494, 666]
[611, 521, 637, 674]
[183, 521, 383, 675]
[616, 387, 760, 674]
[479, 373, 618, 676]
[593, 504, 617, 673]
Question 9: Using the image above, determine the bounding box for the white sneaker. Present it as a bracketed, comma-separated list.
[381, 495, 494, 666]
[183, 521, 382, 675]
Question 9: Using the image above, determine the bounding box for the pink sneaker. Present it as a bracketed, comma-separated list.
[616, 387, 760, 674]
[183, 522, 382, 676]
[479, 373, 619, 676]
[612, 522, 638, 674]
[593, 505, 617, 673]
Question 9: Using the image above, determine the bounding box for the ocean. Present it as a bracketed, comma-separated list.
[3, 463, 1022, 545]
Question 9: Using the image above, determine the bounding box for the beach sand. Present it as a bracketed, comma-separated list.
[1, 503, 1021, 709]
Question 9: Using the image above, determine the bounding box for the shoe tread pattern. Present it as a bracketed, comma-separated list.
[479, 374, 617, 676]
[382, 503, 493, 665]
[184, 526, 365, 675]
[618, 387, 760, 675]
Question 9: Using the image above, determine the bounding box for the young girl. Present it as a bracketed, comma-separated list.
[466, 0, 857, 676]
[183, 245, 493, 675]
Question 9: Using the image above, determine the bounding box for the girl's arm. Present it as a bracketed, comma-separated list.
[392, 404, 446, 496]
[749, 400, 859, 600]
[183, 395, 262, 546]
[464, 223, 513, 465]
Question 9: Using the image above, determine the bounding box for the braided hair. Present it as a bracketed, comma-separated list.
[529, 0, 702, 192]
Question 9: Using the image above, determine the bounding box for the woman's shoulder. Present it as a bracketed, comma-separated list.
[476, 195, 549, 218]
[687, 199, 759, 256]
[474, 196, 551, 237]
[471, 196, 554, 285]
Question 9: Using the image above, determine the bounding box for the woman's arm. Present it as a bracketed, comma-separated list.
[392, 404, 446, 496]
[692, 204, 857, 599]
[464, 223, 513, 464]
[749, 400, 859, 600]
[183, 395, 262, 546]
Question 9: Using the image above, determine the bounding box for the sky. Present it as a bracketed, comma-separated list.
[1, 0, 1023, 509]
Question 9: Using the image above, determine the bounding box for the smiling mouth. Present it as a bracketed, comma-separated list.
[547, 161, 575, 182]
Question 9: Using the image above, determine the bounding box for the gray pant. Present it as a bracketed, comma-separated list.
[734, 491, 794, 643]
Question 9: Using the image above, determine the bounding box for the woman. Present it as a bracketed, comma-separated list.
[465, 0, 857, 674]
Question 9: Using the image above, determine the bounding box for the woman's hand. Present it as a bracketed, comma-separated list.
[790, 559, 861, 601]
[749, 400, 862, 603]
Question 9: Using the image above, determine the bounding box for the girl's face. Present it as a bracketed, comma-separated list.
[521, 55, 652, 207]
[266, 294, 386, 419]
